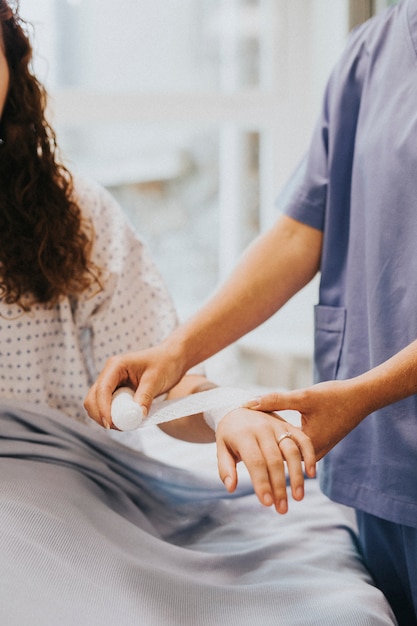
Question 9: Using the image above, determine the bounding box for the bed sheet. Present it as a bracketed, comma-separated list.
[0, 401, 397, 626]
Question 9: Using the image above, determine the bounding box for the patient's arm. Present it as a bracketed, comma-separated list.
[158, 375, 316, 514]
[157, 373, 217, 442]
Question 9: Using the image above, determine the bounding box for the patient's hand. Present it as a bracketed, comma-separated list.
[216, 408, 316, 514]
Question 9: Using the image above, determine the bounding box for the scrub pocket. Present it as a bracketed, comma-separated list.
[314, 305, 346, 382]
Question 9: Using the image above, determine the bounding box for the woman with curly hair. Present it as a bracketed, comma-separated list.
[0, 3, 396, 626]
[0, 1, 101, 307]
[0, 0, 197, 420]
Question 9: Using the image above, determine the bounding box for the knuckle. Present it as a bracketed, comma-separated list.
[286, 443, 302, 456]
[250, 456, 266, 470]
[138, 391, 153, 403]
[271, 486, 288, 500]
[244, 454, 267, 471]
[266, 393, 280, 404]
[105, 354, 121, 369]
[268, 453, 285, 469]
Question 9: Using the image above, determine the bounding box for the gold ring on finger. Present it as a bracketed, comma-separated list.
[277, 431, 293, 445]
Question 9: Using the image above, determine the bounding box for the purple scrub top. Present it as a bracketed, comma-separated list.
[284, 0, 417, 526]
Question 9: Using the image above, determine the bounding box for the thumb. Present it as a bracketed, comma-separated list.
[216, 439, 238, 493]
[132, 365, 179, 417]
[242, 390, 300, 413]
[133, 375, 160, 418]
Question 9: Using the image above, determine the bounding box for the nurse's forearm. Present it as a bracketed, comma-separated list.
[316, 338, 417, 457]
[168, 215, 322, 371]
[353, 338, 417, 415]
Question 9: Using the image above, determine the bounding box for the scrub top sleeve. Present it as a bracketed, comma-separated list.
[281, 23, 369, 233]
[282, 120, 328, 232]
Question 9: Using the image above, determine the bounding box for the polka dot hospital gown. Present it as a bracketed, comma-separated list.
[0, 175, 180, 427]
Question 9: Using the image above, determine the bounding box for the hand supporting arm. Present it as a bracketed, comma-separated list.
[244, 338, 417, 459]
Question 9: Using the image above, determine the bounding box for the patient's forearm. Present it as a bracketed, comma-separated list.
[159, 374, 217, 442]
[158, 413, 215, 443]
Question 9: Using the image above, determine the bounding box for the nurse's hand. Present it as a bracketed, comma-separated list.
[84, 342, 187, 429]
[216, 408, 316, 514]
[242, 379, 368, 459]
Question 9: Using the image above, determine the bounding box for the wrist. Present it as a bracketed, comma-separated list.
[204, 405, 236, 431]
[165, 325, 203, 374]
[159, 331, 192, 378]
[202, 387, 254, 431]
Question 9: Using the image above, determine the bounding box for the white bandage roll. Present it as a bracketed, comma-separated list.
[110, 385, 253, 432]
[111, 387, 144, 431]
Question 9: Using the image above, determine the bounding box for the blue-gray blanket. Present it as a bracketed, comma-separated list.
[0, 402, 396, 625]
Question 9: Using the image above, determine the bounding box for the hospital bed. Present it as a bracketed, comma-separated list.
[0, 399, 397, 625]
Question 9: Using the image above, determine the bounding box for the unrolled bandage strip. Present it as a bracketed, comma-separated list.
[110, 386, 255, 432]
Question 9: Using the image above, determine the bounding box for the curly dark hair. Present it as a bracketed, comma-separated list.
[0, 0, 102, 308]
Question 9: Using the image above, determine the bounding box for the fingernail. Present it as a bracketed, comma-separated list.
[278, 499, 288, 514]
[141, 405, 148, 418]
[224, 476, 233, 491]
[295, 486, 304, 500]
[242, 397, 261, 409]
[263, 492, 273, 507]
